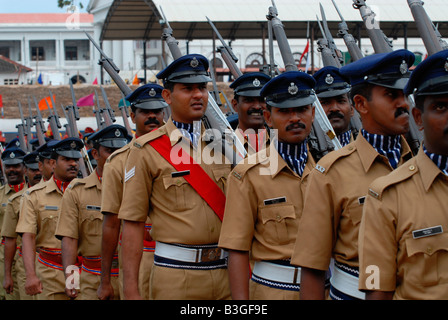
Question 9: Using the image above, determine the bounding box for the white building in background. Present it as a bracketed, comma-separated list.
[0, 13, 95, 85]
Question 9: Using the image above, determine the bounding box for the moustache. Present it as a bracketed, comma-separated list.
[328, 111, 344, 120]
[286, 122, 306, 131]
[144, 118, 161, 126]
[395, 107, 409, 118]
[247, 109, 263, 116]
[33, 174, 42, 181]
[67, 166, 78, 172]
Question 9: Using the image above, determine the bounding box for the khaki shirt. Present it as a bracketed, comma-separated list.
[219, 145, 315, 261]
[16, 178, 63, 249]
[118, 118, 231, 245]
[358, 148, 448, 299]
[291, 134, 412, 270]
[0, 184, 17, 235]
[101, 140, 134, 215]
[1, 187, 28, 246]
[55, 172, 102, 257]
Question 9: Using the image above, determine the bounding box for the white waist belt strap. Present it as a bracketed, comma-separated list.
[155, 241, 227, 263]
[330, 264, 366, 300]
[252, 261, 301, 285]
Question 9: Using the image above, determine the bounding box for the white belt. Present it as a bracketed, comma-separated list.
[155, 241, 227, 263]
[252, 261, 301, 285]
[330, 264, 366, 300]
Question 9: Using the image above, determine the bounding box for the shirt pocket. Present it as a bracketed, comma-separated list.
[40, 205, 59, 234]
[259, 203, 297, 245]
[405, 232, 448, 287]
[80, 206, 103, 237]
[345, 197, 365, 227]
[162, 174, 194, 210]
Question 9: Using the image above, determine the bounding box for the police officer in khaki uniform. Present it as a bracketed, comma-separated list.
[291, 49, 415, 300]
[313, 66, 356, 146]
[0, 147, 26, 300]
[98, 83, 167, 300]
[2, 151, 42, 300]
[358, 49, 448, 300]
[55, 125, 128, 300]
[230, 72, 271, 156]
[219, 71, 330, 300]
[118, 54, 231, 300]
[35, 141, 56, 182]
[16, 138, 83, 300]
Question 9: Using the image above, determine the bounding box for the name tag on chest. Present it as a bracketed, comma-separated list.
[412, 225, 443, 239]
[45, 206, 59, 211]
[264, 197, 286, 206]
[86, 205, 101, 211]
[171, 170, 190, 178]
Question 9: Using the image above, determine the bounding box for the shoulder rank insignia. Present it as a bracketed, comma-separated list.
[232, 171, 242, 180]
[315, 164, 325, 173]
[368, 188, 379, 199]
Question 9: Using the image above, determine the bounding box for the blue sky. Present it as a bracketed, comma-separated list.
[0, 0, 88, 13]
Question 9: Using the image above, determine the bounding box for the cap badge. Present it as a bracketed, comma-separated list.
[325, 74, 334, 85]
[115, 129, 121, 137]
[15, 140, 20, 147]
[444, 58, 448, 72]
[288, 82, 299, 95]
[70, 141, 77, 149]
[148, 88, 157, 97]
[399, 60, 408, 75]
[253, 78, 261, 87]
[190, 57, 199, 68]
[10, 152, 15, 159]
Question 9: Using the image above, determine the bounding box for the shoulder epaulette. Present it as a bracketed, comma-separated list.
[368, 159, 418, 200]
[107, 144, 130, 162]
[25, 183, 46, 195]
[133, 128, 166, 149]
[68, 178, 86, 190]
[230, 153, 264, 181]
[313, 143, 357, 174]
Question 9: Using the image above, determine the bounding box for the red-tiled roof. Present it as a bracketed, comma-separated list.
[0, 55, 32, 73]
[0, 13, 93, 24]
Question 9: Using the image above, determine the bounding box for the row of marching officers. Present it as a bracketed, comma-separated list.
[1, 48, 448, 300]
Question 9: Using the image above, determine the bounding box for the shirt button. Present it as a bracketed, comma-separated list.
[427, 247, 433, 254]
[409, 165, 416, 171]
[276, 215, 281, 221]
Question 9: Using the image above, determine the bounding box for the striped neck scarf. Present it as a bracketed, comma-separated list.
[338, 130, 352, 147]
[96, 169, 102, 183]
[173, 120, 201, 148]
[9, 182, 25, 193]
[424, 146, 448, 176]
[361, 129, 402, 169]
[53, 177, 69, 193]
[276, 139, 308, 176]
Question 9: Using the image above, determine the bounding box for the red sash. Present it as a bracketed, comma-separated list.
[149, 134, 226, 221]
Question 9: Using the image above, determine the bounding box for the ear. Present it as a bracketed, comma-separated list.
[130, 111, 136, 124]
[91, 148, 100, 161]
[353, 94, 369, 115]
[161, 89, 172, 105]
[263, 108, 273, 128]
[231, 98, 239, 113]
[412, 107, 424, 131]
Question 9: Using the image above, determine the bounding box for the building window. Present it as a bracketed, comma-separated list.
[65, 46, 78, 60]
[4, 79, 19, 85]
[0, 47, 10, 58]
[31, 47, 45, 61]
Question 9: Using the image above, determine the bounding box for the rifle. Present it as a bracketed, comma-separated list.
[31, 96, 47, 146]
[45, 98, 61, 141]
[157, 5, 247, 164]
[61, 104, 73, 137]
[316, 15, 342, 68]
[159, 5, 183, 63]
[17, 101, 29, 152]
[407, 0, 445, 56]
[68, 81, 93, 177]
[319, 3, 344, 66]
[93, 91, 105, 131]
[99, 86, 116, 127]
[331, 0, 364, 61]
[119, 91, 134, 136]
[352, 0, 393, 54]
[23, 100, 34, 151]
[266, 0, 342, 158]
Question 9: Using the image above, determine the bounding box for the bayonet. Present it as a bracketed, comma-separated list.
[159, 5, 182, 60]
[316, 15, 341, 68]
[31, 96, 47, 146]
[320, 3, 344, 66]
[118, 91, 134, 136]
[92, 91, 105, 131]
[99, 86, 116, 127]
[16, 101, 28, 152]
[44, 98, 61, 140]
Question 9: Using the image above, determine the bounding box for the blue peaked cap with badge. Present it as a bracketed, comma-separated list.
[230, 72, 271, 97]
[404, 49, 448, 97]
[1, 147, 26, 165]
[340, 49, 415, 90]
[48, 137, 84, 159]
[156, 54, 212, 84]
[260, 71, 316, 108]
[5, 138, 21, 150]
[125, 83, 168, 110]
[35, 139, 56, 160]
[87, 124, 128, 149]
[313, 66, 351, 98]
[24, 151, 40, 170]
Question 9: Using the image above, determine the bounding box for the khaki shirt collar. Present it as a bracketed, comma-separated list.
[417, 146, 448, 192]
[84, 170, 102, 191]
[355, 133, 412, 173]
[165, 117, 205, 147]
[46, 176, 62, 195]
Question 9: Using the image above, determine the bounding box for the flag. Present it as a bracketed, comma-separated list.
[304, 45, 311, 73]
[92, 77, 98, 85]
[132, 74, 139, 85]
[118, 98, 130, 107]
[77, 93, 95, 107]
[299, 39, 310, 67]
[0, 94, 2, 107]
[38, 95, 55, 111]
[37, 73, 43, 85]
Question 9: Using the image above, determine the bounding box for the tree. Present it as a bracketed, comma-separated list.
[57, 0, 84, 10]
